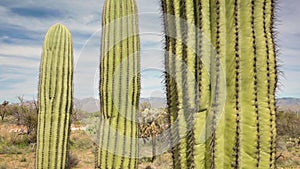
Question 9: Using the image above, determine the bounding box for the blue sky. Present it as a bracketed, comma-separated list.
[0, 0, 299, 102]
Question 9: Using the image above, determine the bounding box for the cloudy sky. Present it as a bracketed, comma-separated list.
[0, 0, 299, 102]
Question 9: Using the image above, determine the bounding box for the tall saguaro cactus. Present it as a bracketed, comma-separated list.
[36, 24, 73, 169]
[161, 0, 277, 168]
[96, 0, 140, 168]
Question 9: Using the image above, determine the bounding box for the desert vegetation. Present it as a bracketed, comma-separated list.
[0, 100, 299, 168]
[0, 0, 284, 168]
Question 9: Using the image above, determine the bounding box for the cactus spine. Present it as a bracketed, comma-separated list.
[161, 0, 277, 168]
[96, 0, 140, 168]
[36, 24, 73, 169]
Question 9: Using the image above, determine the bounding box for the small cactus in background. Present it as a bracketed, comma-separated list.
[161, 0, 277, 168]
[36, 24, 73, 169]
[96, 0, 141, 168]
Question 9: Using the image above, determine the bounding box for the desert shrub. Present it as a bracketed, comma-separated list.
[140, 101, 151, 112]
[0, 144, 22, 154]
[20, 157, 27, 162]
[6, 97, 38, 144]
[0, 126, 28, 149]
[0, 101, 9, 121]
[276, 110, 300, 167]
[277, 111, 300, 138]
[67, 152, 79, 168]
[0, 163, 7, 169]
[86, 123, 98, 139]
[70, 131, 93, 150]
[139, 108, 170, 162]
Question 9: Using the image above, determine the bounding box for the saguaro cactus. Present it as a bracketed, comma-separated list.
[96, 0, 140, 168]
[161, 0, 212, 168]
[36, 24, 73, 169]
[161, 0, 277, 168]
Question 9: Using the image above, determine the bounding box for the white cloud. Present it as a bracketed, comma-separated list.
[1, 0, 299, 102]
[276, 0, 300, 98]
[0, 45, 41, 59]
[277, 0, 300, 34]
[0, 56, 39, 69]
[277, 70, 300, 97]
[140, 48, 164, 70]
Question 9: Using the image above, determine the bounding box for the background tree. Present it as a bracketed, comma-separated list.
[0, 100, 9, 120]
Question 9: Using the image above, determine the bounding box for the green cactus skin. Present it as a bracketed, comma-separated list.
[36, 24, 73, 169]
[161, 0, 277, 168]
[162, 0, 212, 168]
[96, 0, 140, 168]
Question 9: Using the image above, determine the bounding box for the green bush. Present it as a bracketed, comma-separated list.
[277, 111, 300, 138]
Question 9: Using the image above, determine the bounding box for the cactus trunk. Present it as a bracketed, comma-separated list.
[162, 0, 212, 168]
[96, 0, 140, 168]
[161, 0, 277, 168]
[36, 24, 73, 169]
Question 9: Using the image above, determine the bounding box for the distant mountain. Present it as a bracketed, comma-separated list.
[75, 97, 166, 113]
[75, 97, 300, 113]
[277, 97, 300, 113]
[140, 97, 166, 108]
[74, 97, 100, 113]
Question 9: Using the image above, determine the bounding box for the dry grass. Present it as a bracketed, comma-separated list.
[0, 152, 35, 169]
[0, 122, 173, 169]
[138, 153, 172, 169]
[1, 112, 300, 169]
[0, 123, 96, 169]
[0, 122, 37, 169]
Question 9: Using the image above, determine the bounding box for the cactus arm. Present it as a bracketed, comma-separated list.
[36, 24, 73, 169]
